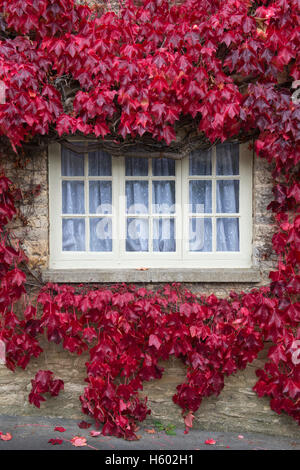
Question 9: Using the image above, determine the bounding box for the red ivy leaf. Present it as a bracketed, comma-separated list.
[54, 427, 66, 433]
[149, 334, 162, 350]
[78, 421, 91, 429]
[71, 436, 87, 447]
[0, 432, 12, 441]
[205, 439, 216, 445]
[90, 430, 101, 437]
[48, 439, 63, 445]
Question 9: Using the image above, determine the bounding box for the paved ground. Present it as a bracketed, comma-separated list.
[0, 414, 299, 451]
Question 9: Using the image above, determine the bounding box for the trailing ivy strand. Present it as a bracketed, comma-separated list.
[0, 0, 299, 440]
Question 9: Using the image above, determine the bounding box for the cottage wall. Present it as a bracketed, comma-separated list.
[1, 147, 299, 439]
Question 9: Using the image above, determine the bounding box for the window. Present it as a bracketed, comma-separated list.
[49, 141, 253, 270]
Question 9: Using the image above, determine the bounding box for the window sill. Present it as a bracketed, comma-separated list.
[42, 268, 261, 284]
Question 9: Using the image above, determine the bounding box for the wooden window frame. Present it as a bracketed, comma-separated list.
[49, 141, 253, 270]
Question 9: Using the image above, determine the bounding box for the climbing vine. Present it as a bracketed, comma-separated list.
[0, 0, 299, 439]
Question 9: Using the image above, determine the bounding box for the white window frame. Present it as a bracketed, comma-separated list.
[49, 141, 253, 270]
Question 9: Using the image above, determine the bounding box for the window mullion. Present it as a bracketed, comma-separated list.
[85, 145, 89, 252]
[182, 155, 189, 256]
[112, 156, 118, 260]
[119, 157, 126, 257]
[176, 159, 182, 259]
[149, 159, 153, 253]
[212, 146, 216, 252]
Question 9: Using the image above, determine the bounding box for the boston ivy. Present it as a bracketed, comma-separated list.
[0, 0, 299, 439]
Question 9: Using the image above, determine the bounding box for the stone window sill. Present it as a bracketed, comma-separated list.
[42, 268, 261, 284]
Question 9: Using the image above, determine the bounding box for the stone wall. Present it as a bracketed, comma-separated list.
[1, 146, 299, 439]
[0, 338, 299, 438]
[2, 147, 49, 274]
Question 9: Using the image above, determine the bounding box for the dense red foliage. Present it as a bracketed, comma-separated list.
[0, 0, 299, 439]
[29, 369, 64, 408]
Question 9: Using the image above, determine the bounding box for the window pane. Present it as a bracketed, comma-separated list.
[216, 180, 239, 213]
[152, 181, 175, 214]
[126, 218, 149, 252]
[88, 151, 112, 176]
[62, 218, 85, 251]
[152, 158, 175, 176]
[62, 181, 85, 214]
[216, 143, 239, 175]
[217, 218, 239, 251]
[126, 181, 148, 214]
[90, 218, 112, 252]
[189, 180, 212, 213]
[189, 218, 212, 252]
[125, 157, 148, 176]
[153, 218, 175, 252]
[89, 181, 112, 214]
[61, 147, 84, 176]
[189, 148, 212, 175]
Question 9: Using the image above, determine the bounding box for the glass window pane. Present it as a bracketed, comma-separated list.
[216, 143, 239, 175]
[61, 146, 84, 176]
[62, 181, 85, 214]
[217, 218, 239, 251]
[88, 151, 112, 176]
[189, 180, 212, 213]
[189, 148, 212, 175]
[216, 180, 239, 213]
[152, 181, 175, 214]
[125, 157, 148, 176]
[189, 218, 212, 252]
[62, 218, 85, 251]
[152, 158, 175, 176]
[126, 218, 149, 252]
[90, 218, 112, 252]
[126, 181, 148, 214]
[89, 181, 112, 214]
[153, 218, 175, 252]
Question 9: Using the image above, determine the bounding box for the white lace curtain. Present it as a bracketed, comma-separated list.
[215, 143, 239, 252]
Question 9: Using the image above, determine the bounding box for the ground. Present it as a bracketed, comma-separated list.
[0, 414, 299, 451]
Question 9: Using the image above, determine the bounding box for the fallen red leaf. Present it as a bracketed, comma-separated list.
[90, 431, 101, 437]
[205, 439, 216, 445]
[78, 421, 91, 429]
[146, 428, 156, 434]
[48, 438, 63, 445]
[0, 432, 12, 441]
[184, 410, 195, 430]
[54, 426, 66, 433]
[71, 436, 87, 447]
